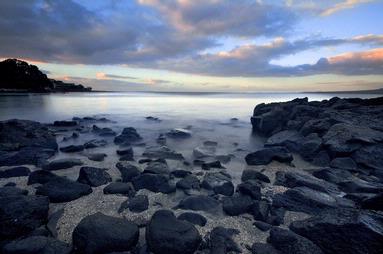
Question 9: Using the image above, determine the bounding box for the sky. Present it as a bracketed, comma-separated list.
[0, 0, 382, 92]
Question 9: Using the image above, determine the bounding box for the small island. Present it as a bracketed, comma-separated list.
[0, 59, 92, 93]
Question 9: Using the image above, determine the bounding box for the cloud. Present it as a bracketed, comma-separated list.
[96, 72, 137, 80]
[321, 0, 373, 16]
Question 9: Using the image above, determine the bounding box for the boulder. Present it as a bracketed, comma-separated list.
[143, 146, 184, 160]
[116, 162, 141, 182]
[338, 179, 383, 193]
[330, 157, 357, 170]
[0, 195, 49, 240]
[201, 160, 225, 170]
[73, 212, 139, 254]
[265, 130, 303, 151]
[36, 177, 92, 203]
[202, 171, 234, 196]
[176, 175, 200, 190]
[86, 153, 107, 162]
[177, 212, 207, 226]
[251, 107, 288, 135]
[114, 127, 142, 145]
[0, 166, 30, 178]
[253, 221, 272, 232]
[193, 146, 216, 158]
[237, 181, 262, 200]
[117, 147, 134, 161]
[222, 194, 253, 216]
[132, 173, 175, 194]
[361, 193, 383, 211]
[299, 133, 323, 161]
[146, 210, 201, 254]
[352, 144, 383, 170]
[245, 147, 293, 165]
[127, 195, 149, 212]
[92, 125, 116, 136]
[171, 169, 192, 178]
[83, 139, 107, 149]
[166, 128, 192, 138]
[2, 236, 71, 254]
[143, 161, 170, 175]
[251, 243, 281, 254]
[27, 170, 61, 185]
[103, 182, 136, 196]
[249, 200, 270, 222]
[53, 120, 77, 127]
[42, 158, 83, 171]
[207, 226, 241, 254]
[177, 195, 220, 212]
[0, 186, 28, 197]
[77, 166, 112, 187]
[312, 168, 353, 184]
[59, 144, 84, 153]
[290, 209, 383, 254]
[241, 169, 270, 183]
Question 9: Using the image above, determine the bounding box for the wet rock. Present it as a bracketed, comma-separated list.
[204, 141, 218, 146]
[352, 144, 383, 170]
[338, 179, 383, 193]
[176, 175, 200, 190]
[207, 226, 241, 254]
[265, 130, 303, 151]
[92, 125, 116, 136]
[127, 195, 149, 213]
[202, 171, 234, 196]
[27, 170, 61, 185]
[143, 161, 170, 175]
[290, 209, 383, 254]
[36, 177, 92, 202]
[177, 195, 220, 212]
[103, 182, 136, 196]
[0, 195, 49, 240]
[114, 127, 142, 145]
[59, 144, 84, 153]
[0, 166, 30, 178]
[251, 243, 281, 254]
[143, 146, 184, 160]
[132, 173, 175, 194]
[253, 221, 272, 232]
[166, 128, 192, 138]
[241, 169, 270, 183]
[222, 194, 253, 216]
[146, 210, 201, 254]
[0, 186, 28, 197]
[156, 134, 167, 145]
[245, 147, 293, 165]
[237, 181, 262, 200]
[330, 157, 357, 170]
[268, 227, 323, 254]
[2, 236, 71, 254]
[53, 120, 77, 127]
[77, 166, 112, 187]
[42, 158, 83, 171]
[171, 169, 192, 178]
[116, 162, 141, 182]
[146, 116, 161, 122]
[201, 160, 225, 170]
[178, 212, 207, 226]
[73, 212, 139, 254]
[251, 107, 288, 135]
[83, 139, 107, 149]
[193, 146, 216, 158]
[86, 152, 107, 162]
[312, 168, 353, 184]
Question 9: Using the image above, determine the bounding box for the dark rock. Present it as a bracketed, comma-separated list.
[143, 146, 184, 160]
[77, 166, 112, 187]
[116, 162, 141, 182]
[128, 195, 149, 212]
[201, 160, 225, 170]
[299, 133, 323, 161]
[222, 194, 253, 216]
[312, 168, 353, 184]
[59, 144, 84, 153]
[83, 139, 107, 149]
[0, 186, 28, 197]
[268, 227, 323, 254]
[103, 182, 136, 196]
[178, 212, 207, 226]
[176, 175, 200, 190]
[117, 147, 134, 157]
[54, 120, 77, 127]
[245, 147, 293, 165]
[361, 193, 383, 211]
[146, 210, 201, 254]
[208, 226, 241, 254]
[143, 161, 170, 175]
[114, 127, 142, 145]
[36, 177, 92, 202]
[251, 107, 288, 135]
[92, 125, 116, 136]
[156, 134, 166, 145]
[338, 179, 383, 193]
[177, 195, 220, 212]
[2, 236, 71, 254]
[193, 145, 216, 158]
[241, 169, 270, 183]
[0, 195, 49, 240]
[250, 200, 270, 222]
[138, 158, 152, 164]
[171, 169, 192, 178]
[4, 182, 16, 187]
[28, 170, 61, 185]
[253, 221, 272, 232]
[300, 118, 334, 136]
[0, 166, 30, 178]
[47, 209, 64, 238]
[352, 144, 383, 170]
[290, 209, 383, 254]
[42, 158, 83, 171]
[330, 157, 357, 170]
[251, 243, 281, 254]
[265, 130, 303, 151]
[146, 116, 161, 122]
[132, 173, 175, 194]
[87, 153, 107, 161]
[202, 171, 234, 196]
[166, 128, 192, 138]
[268, 207, 286, 226]
[73, 212, 139, 254]
[237, 181, 262, 200]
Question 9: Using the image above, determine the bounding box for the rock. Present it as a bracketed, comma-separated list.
[252, 243, 281, 254]
[146, 210, 201, 254]
[2, 236, 71, 254]
[202, 171, 234, 196]
[178, 212, 207, 226]
[300, 118, 334, 136]
[27, 170, 61, 185]
[177, 195, 220, 212]
[352, 144, 383, 170]
[338, 179, 383, 193]
[268, 207, 286, 226]
[245, 147, 293, 165]
[146, 116, 161, 122]
[42, 158, 83, 171]
[0, 166, 30, 178]
[193, 146, 216, 158]
[251, 107, 288, 135]
[241, 169, 270, 183]
[117, 147, 134, 161]
[143, 146, 184, 160]
[114, 127, 142, 145]
[0, 186, 28, 197]
[268, 227, 323, 254]
[116, 162, 141, 182]
[103, 182, 136, 196]
[0, 195, 49, 240]
[201, 160, 225, 170]
[59, 144, 84, 153]
[272, 187, 354, 214]
[176, 175, 200, 190]
[253, 221, 272, 232]
[127, 195, 149, 213]
[73, 212, 139, 254]
[83, 139, 107, 149]
[361, 193, 383, 211]
[290, 209, 383, 254]
[132, 173, 175, 194]
[330, 157, 357, 170]
[36, 177, 92, 202]
[54, 120, 77, 127]
[47, 209, 64, 238]
[86, 153, 107, 161]
[265, 130, 303, 151]
[274, 171, 339, 194]
[207, 226, 241, 254]
[237, 181, 262, 200]
[166, 128, 192, 138]
[92, 125, 116, 136]
[0, 120, 57, 166]
[77, 166, 112, 187]
[222, 194, 253, 216]
[250, 200, 270, 222]
[312, 168, 353, 184]
[143, 161, 170, 175]
[204, 141, 218, 146]
[299, 133, 323, 161]
[171, 169, 192, 178]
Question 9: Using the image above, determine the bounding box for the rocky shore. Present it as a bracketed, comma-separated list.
[1, 96, 383, 254]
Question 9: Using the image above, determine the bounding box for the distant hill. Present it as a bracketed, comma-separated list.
[0, 58, 91, 92]
[309, 88, 383, 94]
